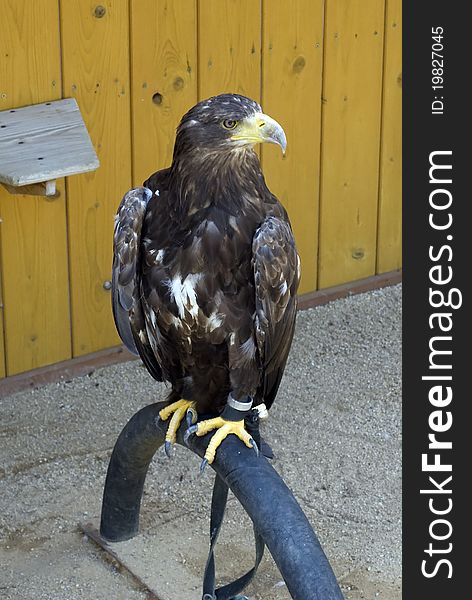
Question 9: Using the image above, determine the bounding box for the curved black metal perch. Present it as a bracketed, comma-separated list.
[100, 402, 345, 600]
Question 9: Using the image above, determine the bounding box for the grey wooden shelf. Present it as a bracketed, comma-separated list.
[0, 98, 99, 197]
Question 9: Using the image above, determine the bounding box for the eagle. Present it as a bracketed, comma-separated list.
[112, 94, 300, 470]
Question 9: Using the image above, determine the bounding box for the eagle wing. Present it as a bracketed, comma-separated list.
[112, 186, 163, 381]
[253, 216, 300, 409]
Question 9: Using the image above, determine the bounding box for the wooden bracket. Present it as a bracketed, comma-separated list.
[1, 179, 59, 198]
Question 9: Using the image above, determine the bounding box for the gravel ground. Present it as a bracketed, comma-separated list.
[0, 284, 402, 599]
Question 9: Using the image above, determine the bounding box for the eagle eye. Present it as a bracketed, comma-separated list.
[222, 119, 238, 130]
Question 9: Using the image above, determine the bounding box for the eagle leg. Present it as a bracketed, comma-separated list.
[186, 414, 259, 472]
[158, 399, 197, 457]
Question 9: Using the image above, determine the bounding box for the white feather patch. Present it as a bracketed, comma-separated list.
[149, 310, 157, 327]
[207, 312, 224, 332]
[168, 273, 202, 318]
[170, 315, 181, 328]
[240, 336, 256, 360]
[156, 249, 165, 263]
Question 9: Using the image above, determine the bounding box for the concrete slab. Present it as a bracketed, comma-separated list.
[81, 506, 293, 600]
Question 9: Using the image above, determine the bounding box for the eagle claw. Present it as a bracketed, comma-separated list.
[186, 416, 258, 468]
[184, 424, 198, 445]
[186, 407, 198, 428]
[158, 399, 197, 457]
[164, 440, 173, 458]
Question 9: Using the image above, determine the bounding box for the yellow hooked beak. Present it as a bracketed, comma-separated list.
[231, 112, 287, 154]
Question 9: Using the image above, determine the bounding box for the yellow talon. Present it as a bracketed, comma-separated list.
[159, 399, 194, 422]
[194, 418, 253, 465]
[159, 399, 196, 446]
[194, 416, 225, 436]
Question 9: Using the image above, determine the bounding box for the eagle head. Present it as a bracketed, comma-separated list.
[174, 94, 287, 157]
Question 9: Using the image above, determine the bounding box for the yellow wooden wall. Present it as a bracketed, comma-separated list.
[0, 0, 71, 377]
[0, 0, 401, 378]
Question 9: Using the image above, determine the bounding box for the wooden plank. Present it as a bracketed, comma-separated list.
[261, 0, 324, 294]
[318, 0, 386, 288]
[0, 189, 71, 375]
[198, 0, 261, 102]
[0, 345, 135, 397]
[0, 344, 4, 380]
[0, 231, 5, 378]
[0, 1, 60, 110]
[0, 99, 99, 186]
[377, 0, 402, 273]
[60, 0, 132, 356]
[1, 180, 59, 198]
[130, 0, 197, 186]
[0, 0, 72, 376]
[297, 269, 401, 310]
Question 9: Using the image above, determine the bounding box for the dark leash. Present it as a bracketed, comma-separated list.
[201, 410, 270, 600]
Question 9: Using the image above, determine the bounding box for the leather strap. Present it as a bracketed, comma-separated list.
[202, 411, 266, 600]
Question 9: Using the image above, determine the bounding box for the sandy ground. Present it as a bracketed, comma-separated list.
[0, 285, 402, 599]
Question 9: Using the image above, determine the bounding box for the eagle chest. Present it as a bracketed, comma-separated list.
[143, 216, 256, 344]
